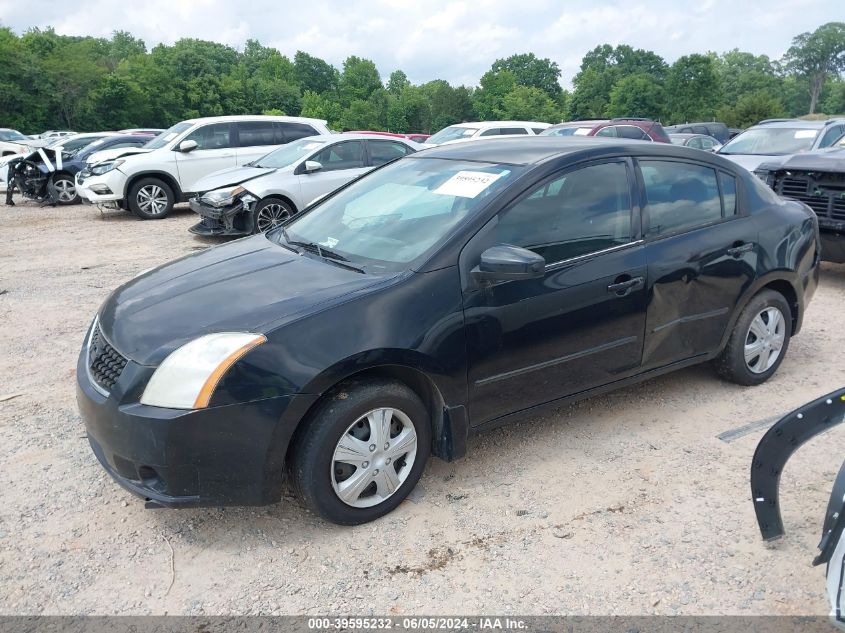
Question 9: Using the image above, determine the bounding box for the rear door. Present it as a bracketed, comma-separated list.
[235, 120, 281, 165]
[175, 123, 236, 192]
[638, 158, 757, 369]
[296, 140, 368, 207]
[462, 159, 649, 424]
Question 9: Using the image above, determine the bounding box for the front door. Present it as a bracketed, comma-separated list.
[637, 159, 758, 369]
[297, 140, 369, 207]
[175, 122, 237, 193]
[462, 159, 649, 425]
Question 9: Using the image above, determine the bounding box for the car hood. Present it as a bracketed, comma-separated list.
[192, 166, 280, 193]
[98, 235, 393, 365]
[757, 147, 845, 173]
[717, 153, 782, 172]
[87, 147, 152, 165]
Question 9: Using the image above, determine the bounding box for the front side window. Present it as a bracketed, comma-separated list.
[595, 126, 617, 137]
[479, 128, 503, 137]
[687, 138, 703, 149]
[819, 125, 845, 148]
[184, 123, 233, 150]
[640, 160, 723, 236]
[281, 158, 518, 271]
[311, 141, 365, 172]
[368, 140, 413, 166]
[617, 126, 649, 140]
[254, 138, 327, 169]
[496, 161, 633, 264]
[238, 121, 277, 147]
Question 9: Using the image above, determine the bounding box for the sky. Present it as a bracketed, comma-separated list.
[0, 0, 840, 88]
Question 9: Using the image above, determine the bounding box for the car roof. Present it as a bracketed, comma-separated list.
[443, 121, 552, 130]
[180, 115, 328, 126]
[669, 133, 706, 139]
[413, 136, 733, 166]
[754, 118, 845, 129]
[300, 133, 419, 145]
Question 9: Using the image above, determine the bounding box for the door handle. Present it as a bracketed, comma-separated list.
[727, 242, 754, 257]
[607, 276, 644, 296]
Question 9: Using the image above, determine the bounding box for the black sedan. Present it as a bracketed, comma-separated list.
[77, 137, 820, 524]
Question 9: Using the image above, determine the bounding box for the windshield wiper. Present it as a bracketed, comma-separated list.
[279, 228, 364, 273]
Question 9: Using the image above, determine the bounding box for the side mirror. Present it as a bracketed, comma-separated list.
[471, 244, 545, 283]
[178, 140, 198, 153]
[304, 160, 323, 173]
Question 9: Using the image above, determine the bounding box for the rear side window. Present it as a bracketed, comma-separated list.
[500, 128, 528, 135]
[595, 126, 617, 137]
[311, 140, 365, 172]
[497, 161, 632, 263]
[640, 160, 722, 237]
[183, 123, 233, 150]
[617, 126, 649, 140]
[692, 126, 709, 135]
[238, 121, 277, 147]
[368, 140, 412, 166]
[280, 122, 318, 142]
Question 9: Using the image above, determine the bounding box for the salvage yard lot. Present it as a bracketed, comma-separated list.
[2, 201, 845, 615]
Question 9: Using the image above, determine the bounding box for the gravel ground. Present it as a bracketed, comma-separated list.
[1, 200, 845, 616]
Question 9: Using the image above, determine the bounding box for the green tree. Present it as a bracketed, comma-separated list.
[499, 86, 560, 121]
[387, 70, 410, 94]
[665, 54, 722, 123]
[490, 52, 562, 97]
[473, 69, 517, 119]
[338, 56, 382, 106]
[784, 22, 845, 113]
[300, 90, 342, 128]
[716, 91, 786, 128]
[714, 49, 780, 107]
[606, 73, 665, 119]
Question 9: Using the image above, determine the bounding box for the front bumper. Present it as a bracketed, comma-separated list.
[76, 168, 127, 204]
[819, 221, 845, 264]
[188, 197, 252, 236]
[76, 333, 305, 507]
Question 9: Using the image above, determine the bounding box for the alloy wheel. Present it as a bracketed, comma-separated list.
[137, 185, 168, 215]
[744, 306, 786, 374]
[256, 203, 291, 232]
[331, 407, 418, 508]
[53, 178, 76, 203]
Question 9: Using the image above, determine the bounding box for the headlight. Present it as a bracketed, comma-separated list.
[140, 332, 266, 409]
[200, 186, 246, 208]
[90, 159, 125, 176]
[753, 170, 774, 186]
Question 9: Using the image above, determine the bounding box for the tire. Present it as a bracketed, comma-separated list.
[289, 378, 431, 525]
[50, 172, 79, 205]
[714, 289, 792, 386]
[128, 177, 174, 219]
[252, 197, 294, 234]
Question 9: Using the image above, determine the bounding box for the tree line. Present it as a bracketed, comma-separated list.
[0, 21, 843, 135]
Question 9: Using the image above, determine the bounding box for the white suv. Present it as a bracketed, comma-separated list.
[422, 121, 551, 147]
[76, 115, 330, 218]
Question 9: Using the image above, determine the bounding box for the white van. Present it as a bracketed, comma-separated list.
[423, 121, 551, 147]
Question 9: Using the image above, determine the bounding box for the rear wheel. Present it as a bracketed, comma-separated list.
[714, 289, 791, 386]
[252, 198, 294, 234]
[289, 379, 431, 525]
[50, 172, 79, 205]
[128, 177, 174, 219]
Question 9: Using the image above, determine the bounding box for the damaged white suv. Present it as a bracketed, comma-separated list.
[75, 115, 331, 219]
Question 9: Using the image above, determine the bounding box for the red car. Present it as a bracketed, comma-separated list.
[345, 131, 431, 143]
[541, 118, 671, 143]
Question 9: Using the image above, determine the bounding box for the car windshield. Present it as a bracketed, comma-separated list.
[719, 127, 819, 155]
[144, 121, 193, 150]
[254, 138, 327, 169]
[48, 136, 104, 156]
[0, 129, 28, 141]
[541, 126, 594, 137]
[275, 158, 519, 272]
[426, 126, 479, 144]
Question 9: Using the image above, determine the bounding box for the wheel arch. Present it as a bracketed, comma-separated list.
[124, 171, 183, 202]
[258, 193, 298, 214]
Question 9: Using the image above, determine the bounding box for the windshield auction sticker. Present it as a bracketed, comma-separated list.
[433, 170, 505, 198]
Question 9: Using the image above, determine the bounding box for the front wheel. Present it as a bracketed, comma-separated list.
[128, 178, 174, 219]
[252, 198, 294, 234]
[50, 173, 79, 205]
[714, 289, 791, 386]
[289, 379, 431, 525]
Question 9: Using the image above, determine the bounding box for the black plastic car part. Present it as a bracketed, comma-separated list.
[751, 387, 845, 543]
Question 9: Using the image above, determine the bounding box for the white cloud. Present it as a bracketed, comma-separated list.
[0, 0, 839, 88]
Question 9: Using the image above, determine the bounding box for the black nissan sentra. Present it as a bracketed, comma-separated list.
[77, 137, 820, 524]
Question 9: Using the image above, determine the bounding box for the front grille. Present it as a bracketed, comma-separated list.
[775, 172, 845, 220]
[88, 323, 127, 392]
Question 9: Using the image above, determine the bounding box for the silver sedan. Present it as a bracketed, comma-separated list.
[188, 134, 422, 236]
